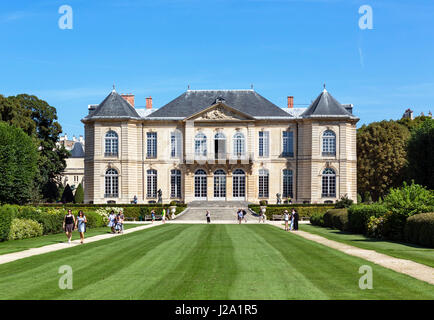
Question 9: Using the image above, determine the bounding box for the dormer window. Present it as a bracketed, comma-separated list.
[215, 97, 225, 104]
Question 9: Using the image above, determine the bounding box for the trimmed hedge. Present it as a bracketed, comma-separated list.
[310, 212, 325, 227]
[323, 209, 349, 231]
[0, 205, 19, 241]
[404, 212, 434, 247]
[347, 204, 388, 234]
[249, 205, 333, 220]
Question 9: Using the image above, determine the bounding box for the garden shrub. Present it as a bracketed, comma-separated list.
[0, 205, 19, 241]
[366, 216, 385, 239]
[348, 204, 388, 234]
[8, 218, 43, 240]
[310, 212, 325, 227]
[404, 212, 434, 248]
[84, 211, 106, 228]
[334, 194, 354, 209]
[323, 209, 348, 230]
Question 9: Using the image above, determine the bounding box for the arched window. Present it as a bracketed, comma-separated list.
[194, 133, 207, 157]
[322, 168, 336, 197]
[213, 169, 226, 199]
[147, 169, 157, 198]
[322, 130, 336, 156]
[171, 130, 182, 158]
[194, 169, 207, 199]
[105, 168, 118, 197]
[283, 169, 293, 198]
[170, 169, 181, 198]
[258, 169, 269, 198]
[105, 131, 118, 156]
[214, 132, 226, 159]
[233, 132, 245, 157]
[233, 169, 246, 199]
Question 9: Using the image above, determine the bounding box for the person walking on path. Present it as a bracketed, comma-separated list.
[162, 208, 166, 224]
[237, 209, 243, 224]
[151, 210, 156, 223]
[108, 210, 116, 233]
[206, 210, 211, 224]
[283, 210, 290, 231]
[242, 209, 248, 223]
[115, 211, 125, 234]
[76, 210, 87, 244]
[63, 209, 75, 244]
[293, 209, 299, 230]
[290, 209, 295, 231]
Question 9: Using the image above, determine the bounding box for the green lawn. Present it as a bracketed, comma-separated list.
[0, 224, 433, 300]
[300, 224, 434, 268]
[0, 224, 142, 255]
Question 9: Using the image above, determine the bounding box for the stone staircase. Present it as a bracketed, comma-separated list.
[176, 201, 253, 221]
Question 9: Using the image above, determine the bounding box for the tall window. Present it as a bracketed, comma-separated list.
[214, 132, 226, 159]
[171, 131, 182, 158]
[282, 131, 294, 157]
[322, 130, 336, 156]
[194, 169, 207, 199]
[233, 132, 245, 157]
[147, 132, 157, 158]
[147, 169, 157, 198]
[322, 168, 336, 197]
[105, 169, 118, 197]
[233, 169, 246, 199]
[105, 131, 118, 156]
[259, 131, 269, 157]
[170, 169, 181, 198]
[213, 169, 226, 198]
[194, 133, 207, 157]
[283, 169, 293, 198]
[258, 168, 269, 198]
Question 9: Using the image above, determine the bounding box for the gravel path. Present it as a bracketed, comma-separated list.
[270, 223, 434, 286]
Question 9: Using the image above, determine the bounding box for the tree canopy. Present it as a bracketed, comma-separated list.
[0, 122, 38, 204]
[357, 120, 410, 201]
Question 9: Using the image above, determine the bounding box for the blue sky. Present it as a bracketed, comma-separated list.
[1, 0, 434, 136]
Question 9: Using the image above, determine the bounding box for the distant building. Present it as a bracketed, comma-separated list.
[402, 108, 414, 120]
[81, 87, 358, 205]
[58, 135, 85, 190]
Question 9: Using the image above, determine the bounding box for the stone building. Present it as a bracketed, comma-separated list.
[81, 87, 358, 204]
[58, 135, 85, 189]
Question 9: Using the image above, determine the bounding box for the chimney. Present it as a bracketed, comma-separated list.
[121, 93, 135, 108]
[146, 96, 153, 109]
[287, 96, 294, 108]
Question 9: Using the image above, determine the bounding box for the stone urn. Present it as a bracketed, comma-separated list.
[170, 206, 176, 220]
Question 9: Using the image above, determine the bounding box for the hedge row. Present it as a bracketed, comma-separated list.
[347, 204, 389, 234]
[404, 212, 434, 247]
[323, 209, 349, 231]
[249, 205, 333, 220]
[0, 205, 107, 241]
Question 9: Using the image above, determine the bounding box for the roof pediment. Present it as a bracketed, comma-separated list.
[185, 103, 255, 121]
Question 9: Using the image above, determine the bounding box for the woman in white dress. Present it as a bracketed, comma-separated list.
[76, 210, 87, 244]
[108, 211, 116, 233]
[284, 210, 290, 231]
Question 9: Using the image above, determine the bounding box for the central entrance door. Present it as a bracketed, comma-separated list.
[194, 169, 207, 200]
[232, 169, 246, 200]
[213, 169, 226, 200]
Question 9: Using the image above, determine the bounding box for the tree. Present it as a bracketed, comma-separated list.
[397, 115, 432, 132]
[74, 183, 84, 204]
[7, 94, 70, 201]
[357, 120, 410, 201]
[0, 94, 35, 135]
[61, 184, 74, 204]
[0, 122, 38, 204]
[407, 119, 434, 189]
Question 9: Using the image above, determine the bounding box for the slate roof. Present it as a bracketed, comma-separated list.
[302, 89, 356, 118]
[83, 90, 141, 121]
[147, 90, 290, 119]
[70, 142, 85, 158]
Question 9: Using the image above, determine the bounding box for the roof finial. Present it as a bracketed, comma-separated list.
[323, 82, 327, 93]
[112, 83, 116, 92]
[188, 84, 190, 90]
[251, 84, 254, 90]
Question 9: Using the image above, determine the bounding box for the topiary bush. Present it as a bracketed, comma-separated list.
[8, 218, 43, 240]
[404, 212, 434, 247]
[348, 204, 388, 234]
[323, 209, 348, 230]
[335, 194, 354, 209]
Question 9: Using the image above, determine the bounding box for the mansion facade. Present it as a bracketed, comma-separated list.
[82, 88, 358, 204]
